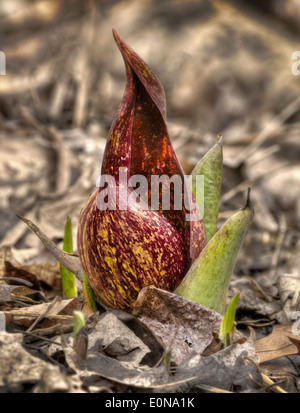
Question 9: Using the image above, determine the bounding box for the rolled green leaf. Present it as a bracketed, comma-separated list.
[190, 135, 223, 242]
[73, 310, 86, 337]
[219, 292, 240, 347]
[175, 189, 254, 314]
[60, 216, 78, 299]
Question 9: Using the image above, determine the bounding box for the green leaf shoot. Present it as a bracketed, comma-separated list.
[60, 215, 78, 299]
[219, 292, 240, 347]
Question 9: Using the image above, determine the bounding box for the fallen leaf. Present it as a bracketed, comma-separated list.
[174, 331, 262, 392]
[46, 309, 175, 390]
[258, 357, 300, 393]
[132, 286, 245, 364]
[255, 323, 300, 363]
[0, 333, 82, 392]
[0, 246, 62, 292]
[64, 346, 185, 390]
[88, 312, 151, 366]
[10, 285, 47, 304]
[24, 262, 62, 291]
[4, 297, 81, 329]
[109, 309, 165, 367]
[4, 261, 41, 290]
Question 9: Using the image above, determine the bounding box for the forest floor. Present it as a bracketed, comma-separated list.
[0, 0, 299, 394]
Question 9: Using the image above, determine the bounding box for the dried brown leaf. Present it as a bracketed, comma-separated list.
[4, 297, 81, 329]
[88, 312, 151, 366]
[4, 261, 41, 290]
[174, 330, 261, 392]
[10, 285, 46, 305]
[64, 346, 190, 390]
[0, 333, 81, 393]
[255, 323, 300, 363]
[109, 309, 165, 367]
[132, 286, 245, 364]
[0, 247, 61, 291]
[24, 262, 62, 291]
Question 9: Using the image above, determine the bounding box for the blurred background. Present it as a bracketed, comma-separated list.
[0, 0, 299, 289]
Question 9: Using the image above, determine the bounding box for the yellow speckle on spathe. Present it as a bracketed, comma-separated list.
[104, 255, 117, 272]
[122, 262, 137, 278]
[100, 229, 109, 242]
[132, 245, 153, 265]
[116, 282, 126, 296]
[132, 284, 140, 293]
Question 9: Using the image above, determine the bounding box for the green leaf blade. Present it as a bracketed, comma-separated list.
[191, 135, 223, 242]
[219, 292, 240, 347]
[60, 216, 77, 299]
[175, 190, 254, 314]
[73, 310, 86, 337]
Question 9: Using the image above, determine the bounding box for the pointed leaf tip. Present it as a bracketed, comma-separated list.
[112, 29, 167, 121]
[243, 187, 254, 216]
[217, 134, 223, 144]
[17, 215, 84, 282]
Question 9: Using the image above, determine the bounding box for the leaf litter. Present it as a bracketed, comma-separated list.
[0, 221, 298, 394]
[0, 247, 263, 393]
[0, 240, 262, 393]
[0, 0, 300, 394]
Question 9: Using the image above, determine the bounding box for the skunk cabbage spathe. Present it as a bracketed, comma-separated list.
[77, 30, 206, 311]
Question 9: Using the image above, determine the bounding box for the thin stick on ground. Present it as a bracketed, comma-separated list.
[26, 296, 61, 333]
